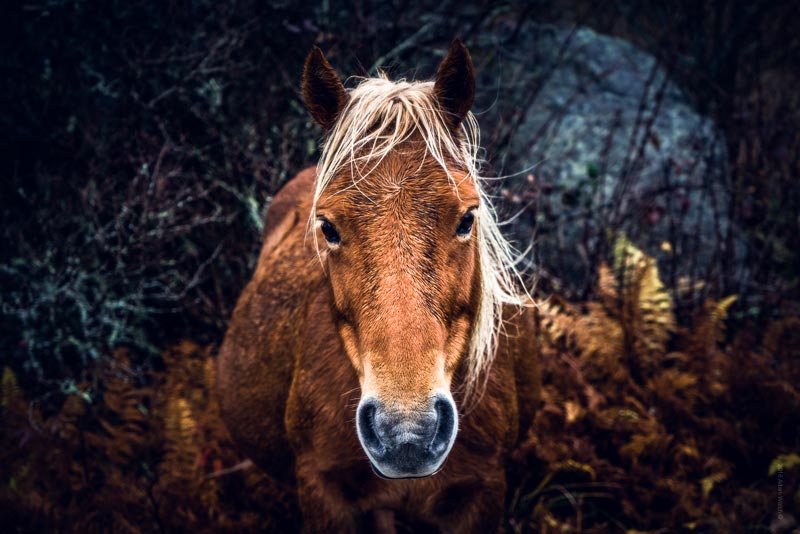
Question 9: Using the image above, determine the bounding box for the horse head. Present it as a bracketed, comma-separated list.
[301, 40, 520, 479]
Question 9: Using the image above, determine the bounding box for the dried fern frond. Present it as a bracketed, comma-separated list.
[163, 396, 199, 477]
[575, 301, 625, 362]
[619, 431, 674, 468]
[1, 367, 21, 413]
[98, 367, 152, 465]
[536, 297, 577, 347]
[687, 295, 737, 356]
[709, 295, 738, 343]
[596, 262, 619, 310]
[613, 234, 675, 359]
[1, 367, 32, 436]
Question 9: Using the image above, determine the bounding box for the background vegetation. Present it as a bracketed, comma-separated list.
[1, 0, 798, 531]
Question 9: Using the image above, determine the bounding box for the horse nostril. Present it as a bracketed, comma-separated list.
[357, 395, 458, 477]
[357, 399, 385, 456]
[429, 397, 456, 456]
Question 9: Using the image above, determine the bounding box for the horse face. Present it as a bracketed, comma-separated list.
[304, 40, 479, 479]
[315, 156, 480, 478]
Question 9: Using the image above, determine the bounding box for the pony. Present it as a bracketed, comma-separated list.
[217, 40, 540, 533]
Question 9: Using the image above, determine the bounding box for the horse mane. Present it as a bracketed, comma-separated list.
[310, 74, 526, 396]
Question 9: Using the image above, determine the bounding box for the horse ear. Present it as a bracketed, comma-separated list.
[302, 46, 349, 130]
[433, 39, 476, 130]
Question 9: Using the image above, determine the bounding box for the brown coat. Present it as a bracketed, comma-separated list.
[218, 167, 540, 533]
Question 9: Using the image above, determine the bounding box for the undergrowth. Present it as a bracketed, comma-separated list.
[2, 239, 796, 532]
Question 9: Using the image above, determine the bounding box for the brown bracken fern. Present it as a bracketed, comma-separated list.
[516, 235, 799, 533]
[1, 237, 797, 532]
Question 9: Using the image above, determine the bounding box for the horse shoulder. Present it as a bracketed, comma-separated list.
[217, 166, 318, 478]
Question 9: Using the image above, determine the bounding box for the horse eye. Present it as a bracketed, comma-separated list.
[456, 211, 475, 238]
[320, 219, 341, 245]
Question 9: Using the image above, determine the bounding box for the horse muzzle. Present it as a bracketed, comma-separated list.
[356, 394, 457, 479]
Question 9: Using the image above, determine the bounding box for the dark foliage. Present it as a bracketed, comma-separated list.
[1, 0, 798, 531]
[2, 245, 797, 531]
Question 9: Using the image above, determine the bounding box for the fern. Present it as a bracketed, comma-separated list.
[613, 234, 675, 361]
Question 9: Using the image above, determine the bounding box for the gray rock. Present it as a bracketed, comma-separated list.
[473, 24, 734, 293]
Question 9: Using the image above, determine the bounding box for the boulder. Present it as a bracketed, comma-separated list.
[473, 24, 733, 293]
